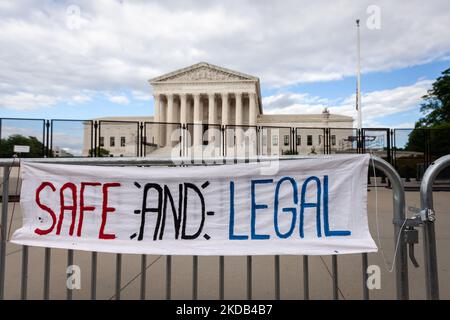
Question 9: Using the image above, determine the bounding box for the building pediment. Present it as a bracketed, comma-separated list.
[149, 62, 258, 84]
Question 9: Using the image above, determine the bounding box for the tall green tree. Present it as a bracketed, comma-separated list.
[0, 134, 45, 158]
[416, 67, 450, 127]
[405, 67, 450, 157]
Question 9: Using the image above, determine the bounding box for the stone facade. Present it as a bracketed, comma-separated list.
[83, 62, 354, 157]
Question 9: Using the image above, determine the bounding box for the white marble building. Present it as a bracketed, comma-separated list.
[83, 62, 354, 157]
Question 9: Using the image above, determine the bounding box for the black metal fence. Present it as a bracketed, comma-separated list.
[1, 117, 450, 180]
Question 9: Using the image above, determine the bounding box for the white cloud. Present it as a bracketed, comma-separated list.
[71, 94, 92, 103]
[0, 92, 61, 110]
[0, 91, 93, 110]
[264, 79, 433, 127]
[0, 0, 448, 111]
[106, 94, 129, 105]
[131, 90, 152, 101]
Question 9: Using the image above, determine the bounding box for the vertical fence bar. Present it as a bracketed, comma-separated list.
[192, 255, 198, 300]
[66, 249, 74, 300]
[166, 255, 172, 300]
[221, 126, 225, 157]
[362, 253, 369, 300]
[332, 255, 339, 300]
[20, 246, 28, 300]
[274, 255, 280, 300]
[303, 256, 309, 300]
[392, 129, 397, 169]
[91, 252, 97, 300]
[420, 155, 450, 300]
[290, 128, 294, 154]
[136, 122, 140, 157]
[45, 120, 50, 157]
[219, 256, 224, 300]
[0, 165, 9, 300]
[143, 123, 147, 157]
[178, 123, 182, 157]
[256, 126, 260, 156]
[247, 256, 252, 300]
[43, 248, 51, 300]
[49, 120, 53, 156]
[293, 128, 298, 155]
[140, 254, 146, 300]
[372, 156, 409, 299]
[422, 200, 439, 300]
[93, 121, 98, 157]
[115, 254, 122, 300]
[97, 122, 102, 158]
[386, 128, 392, 164]
[139, 123, 144, 157]
[90, 120, 94, 157]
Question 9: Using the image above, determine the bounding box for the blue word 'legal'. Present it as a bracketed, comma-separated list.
[229, 175, 351, 240]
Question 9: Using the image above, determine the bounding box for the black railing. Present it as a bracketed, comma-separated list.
[1, 117, 450, 181]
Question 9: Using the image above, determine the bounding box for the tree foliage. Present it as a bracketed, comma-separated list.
[0, 134, 45, 158]
[405, 123, 450, 157]
[416, 67, 450, 127]
[406, 68, 450, 157]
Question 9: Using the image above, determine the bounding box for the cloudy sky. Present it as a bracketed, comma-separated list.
[1, 0, 449, 127]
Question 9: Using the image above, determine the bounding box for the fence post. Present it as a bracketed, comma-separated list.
[21, 246, 28, 299]
[372, 156, 409, 299]
[45, 120, 50, 157]
[139, 122, 144, 157]
[0, 165, 10, 299]
[419, 155, 450, 300]
[93, 121, 98, 157]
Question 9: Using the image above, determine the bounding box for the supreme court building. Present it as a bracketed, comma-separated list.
[83, 62, 353, 157]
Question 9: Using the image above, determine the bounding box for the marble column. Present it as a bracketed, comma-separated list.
[249, 92, 257, 126]
[159, 96, 166, 146]
[221, 92, 229, 127]
[193, 93, 202, 150]
[248, 92, 258, 156]
[179, 93, 187, 154]
[235, 92, 243, 126]
[208, 93, 216, 144]
[153, 94, 160, 146]
[208, 93, 216, 125]
[166, 94, 174, 146]
[235, 92, 243, 147]
[180, 93, 187, 124]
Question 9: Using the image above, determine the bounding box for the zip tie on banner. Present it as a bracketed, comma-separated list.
[370, 152, 407, 273]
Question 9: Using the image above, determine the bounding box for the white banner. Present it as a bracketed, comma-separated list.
[11, 155, 377, 255]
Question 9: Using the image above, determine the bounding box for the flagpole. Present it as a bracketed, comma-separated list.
[356, 19, 362, 130]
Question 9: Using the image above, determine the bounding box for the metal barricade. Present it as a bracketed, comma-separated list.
[0, 155, 409, 300]
[420, 154, 450, 300]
